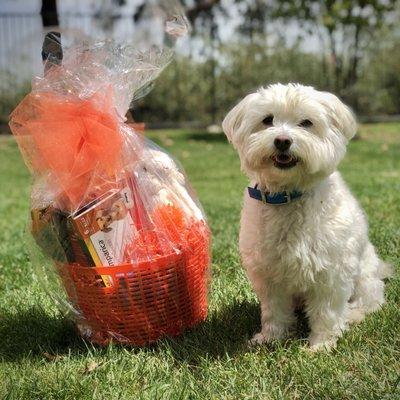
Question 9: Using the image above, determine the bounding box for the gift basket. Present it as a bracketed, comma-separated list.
[9, 1, 211, 346]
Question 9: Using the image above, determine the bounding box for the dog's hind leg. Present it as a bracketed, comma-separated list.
[348, 243, 391, 324]
[306, 283, 352, 351]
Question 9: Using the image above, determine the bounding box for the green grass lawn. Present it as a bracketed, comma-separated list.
[0, 124, 399, 399]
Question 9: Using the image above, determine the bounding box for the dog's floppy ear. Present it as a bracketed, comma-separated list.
[318, 92, 357, 140]
[222, 93, 258, 142]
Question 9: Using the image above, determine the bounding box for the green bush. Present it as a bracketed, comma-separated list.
[356, 41, 400, 115]
[2, 38, 400, 127]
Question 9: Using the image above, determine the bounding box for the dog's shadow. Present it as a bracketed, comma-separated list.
[0, 301, 310, 363]
[162, 301, 310, 364]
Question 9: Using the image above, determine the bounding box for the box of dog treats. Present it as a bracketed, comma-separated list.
[71, 187, 137, 271]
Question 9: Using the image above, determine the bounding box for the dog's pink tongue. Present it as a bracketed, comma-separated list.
[276, 154, 292, 164]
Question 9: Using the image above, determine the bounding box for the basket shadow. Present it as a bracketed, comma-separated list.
[0, 307, 86, 362]
[1, 300, 261, 362]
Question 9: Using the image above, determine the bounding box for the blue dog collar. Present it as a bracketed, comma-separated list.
[248, 184, 302, 205]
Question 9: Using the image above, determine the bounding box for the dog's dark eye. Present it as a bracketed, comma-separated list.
[262, 115, 274, 126]
[299, 119, 313, 128]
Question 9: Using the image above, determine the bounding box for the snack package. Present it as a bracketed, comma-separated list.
[9, 2, 211, 346]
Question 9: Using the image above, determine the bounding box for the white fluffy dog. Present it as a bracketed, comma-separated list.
[222, 83, 391, 350]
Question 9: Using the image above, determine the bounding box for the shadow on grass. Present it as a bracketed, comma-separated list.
[158, 299, 261, 362]
[0, 301, 260, 362]
[152, 300, 310, 364]
[0, 307, 87, 362]
[0, 300, 310, 363]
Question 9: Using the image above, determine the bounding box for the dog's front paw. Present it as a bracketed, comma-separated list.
[308, 334, 337, 352]
[248, 332, 268, 346]
[248, 323, 293, 347]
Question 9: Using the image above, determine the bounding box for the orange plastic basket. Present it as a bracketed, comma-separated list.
[57, 227, 210, 346]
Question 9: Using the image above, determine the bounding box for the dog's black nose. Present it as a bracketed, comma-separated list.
[274, 135, 292, 152]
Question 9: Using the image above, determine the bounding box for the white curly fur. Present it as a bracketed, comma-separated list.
[223, 83, 391, 350]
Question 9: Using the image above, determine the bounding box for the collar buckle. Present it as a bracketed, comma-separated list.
[260, 190, 267, 203]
